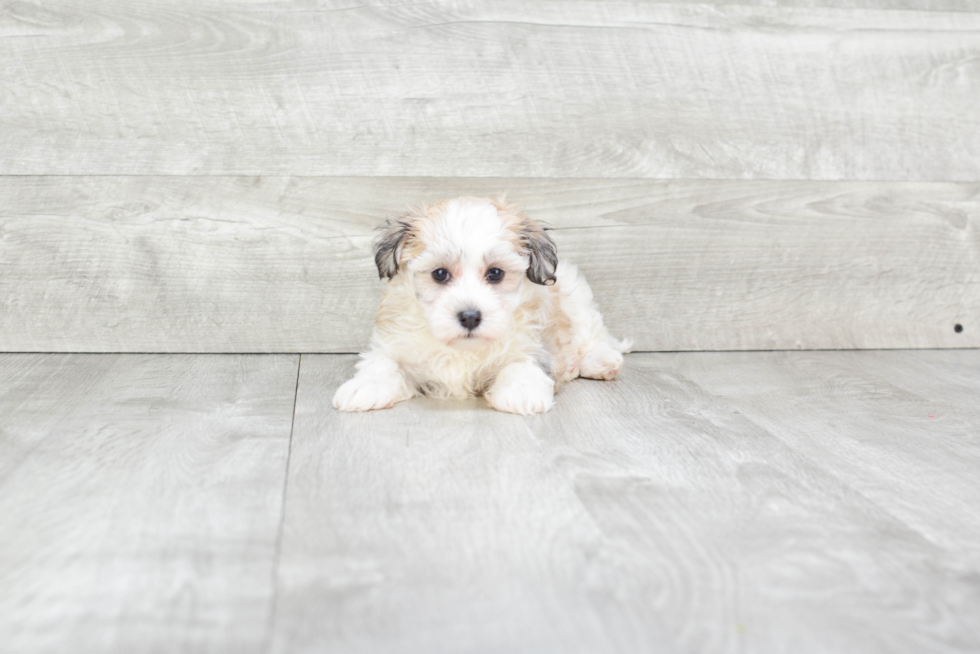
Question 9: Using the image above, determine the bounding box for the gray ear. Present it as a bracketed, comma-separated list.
[374, 217, 413, 280]
[523, 222, 558, 286]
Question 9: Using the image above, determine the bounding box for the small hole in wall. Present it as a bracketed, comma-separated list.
[954, 324, 963, 333]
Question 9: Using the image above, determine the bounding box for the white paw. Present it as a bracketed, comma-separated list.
[485, 362, 555, 415]
[579, 345, 624, 381]
[333, 375, 406, 412]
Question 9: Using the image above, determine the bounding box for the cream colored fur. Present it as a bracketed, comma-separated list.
[333, 197, 630, 415]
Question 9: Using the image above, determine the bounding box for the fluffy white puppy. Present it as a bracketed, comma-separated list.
[333, 197, 631, 415]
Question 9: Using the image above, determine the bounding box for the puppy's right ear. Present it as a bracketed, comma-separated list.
[374, 216, 414, 280]
[374, 213, 424, 279]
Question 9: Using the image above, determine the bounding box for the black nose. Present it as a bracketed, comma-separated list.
[457, 309, 482, 331]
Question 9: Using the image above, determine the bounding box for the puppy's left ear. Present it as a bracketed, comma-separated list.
[522, 220, 558, 286]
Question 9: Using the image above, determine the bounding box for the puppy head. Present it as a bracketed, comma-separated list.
[374, 197, 557, 347]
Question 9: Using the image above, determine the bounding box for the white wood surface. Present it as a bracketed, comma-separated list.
[0, 353, 299, 654]
[667, 349, 980, 564]
[4, 0, 978, 649]
[269, 352, 980, 653]
[3, 2, 980, 179]
[1, 176, 976, 352]
[694, 0, 979, 7]
[2, 351, 978, 652]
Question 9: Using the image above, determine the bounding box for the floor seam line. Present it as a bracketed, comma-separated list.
[263, 353, 302, 654]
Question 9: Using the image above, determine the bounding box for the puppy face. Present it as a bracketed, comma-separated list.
[374, 197, 557, 348]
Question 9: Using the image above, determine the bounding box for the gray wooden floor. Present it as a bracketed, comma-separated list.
[2, 351, 979, 654]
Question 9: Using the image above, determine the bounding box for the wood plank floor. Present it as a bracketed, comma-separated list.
[2, 351, 979, 653]
[0, 354, 300, 654]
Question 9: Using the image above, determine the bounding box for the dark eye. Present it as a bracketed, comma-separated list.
[432, 268, 450, 283]
[486, 268, 504, 284]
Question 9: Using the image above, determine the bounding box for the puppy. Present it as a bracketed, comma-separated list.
[333, 197, 631, 415]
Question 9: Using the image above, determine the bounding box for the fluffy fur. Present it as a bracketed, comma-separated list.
[333, 197, 631, 415]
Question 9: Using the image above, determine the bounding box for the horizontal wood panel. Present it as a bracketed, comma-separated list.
[2, 2, 980, 179]
[0, 353, 299, 653]
[6, 0, 978, 11]
[693, 0, 979, 8]
[1, 176, 976, 352]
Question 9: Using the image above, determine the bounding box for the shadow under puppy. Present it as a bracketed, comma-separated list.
[333, 197, 631, 415]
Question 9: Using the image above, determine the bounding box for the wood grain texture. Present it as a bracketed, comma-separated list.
[0, 353, 299, 654]
[271, 352, 980, 653]
[667, 349, 980, 565]
[3, 1, 980, 179]
[6, 0, 977, 11]
[1, 176, 976, 352]
[689, 0, 980, 9]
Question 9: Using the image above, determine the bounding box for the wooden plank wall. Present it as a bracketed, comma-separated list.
[1, 0, 977, 352]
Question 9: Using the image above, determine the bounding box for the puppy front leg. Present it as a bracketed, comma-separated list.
[485, 360, 555, 415]
[333, 352, 414, 412]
